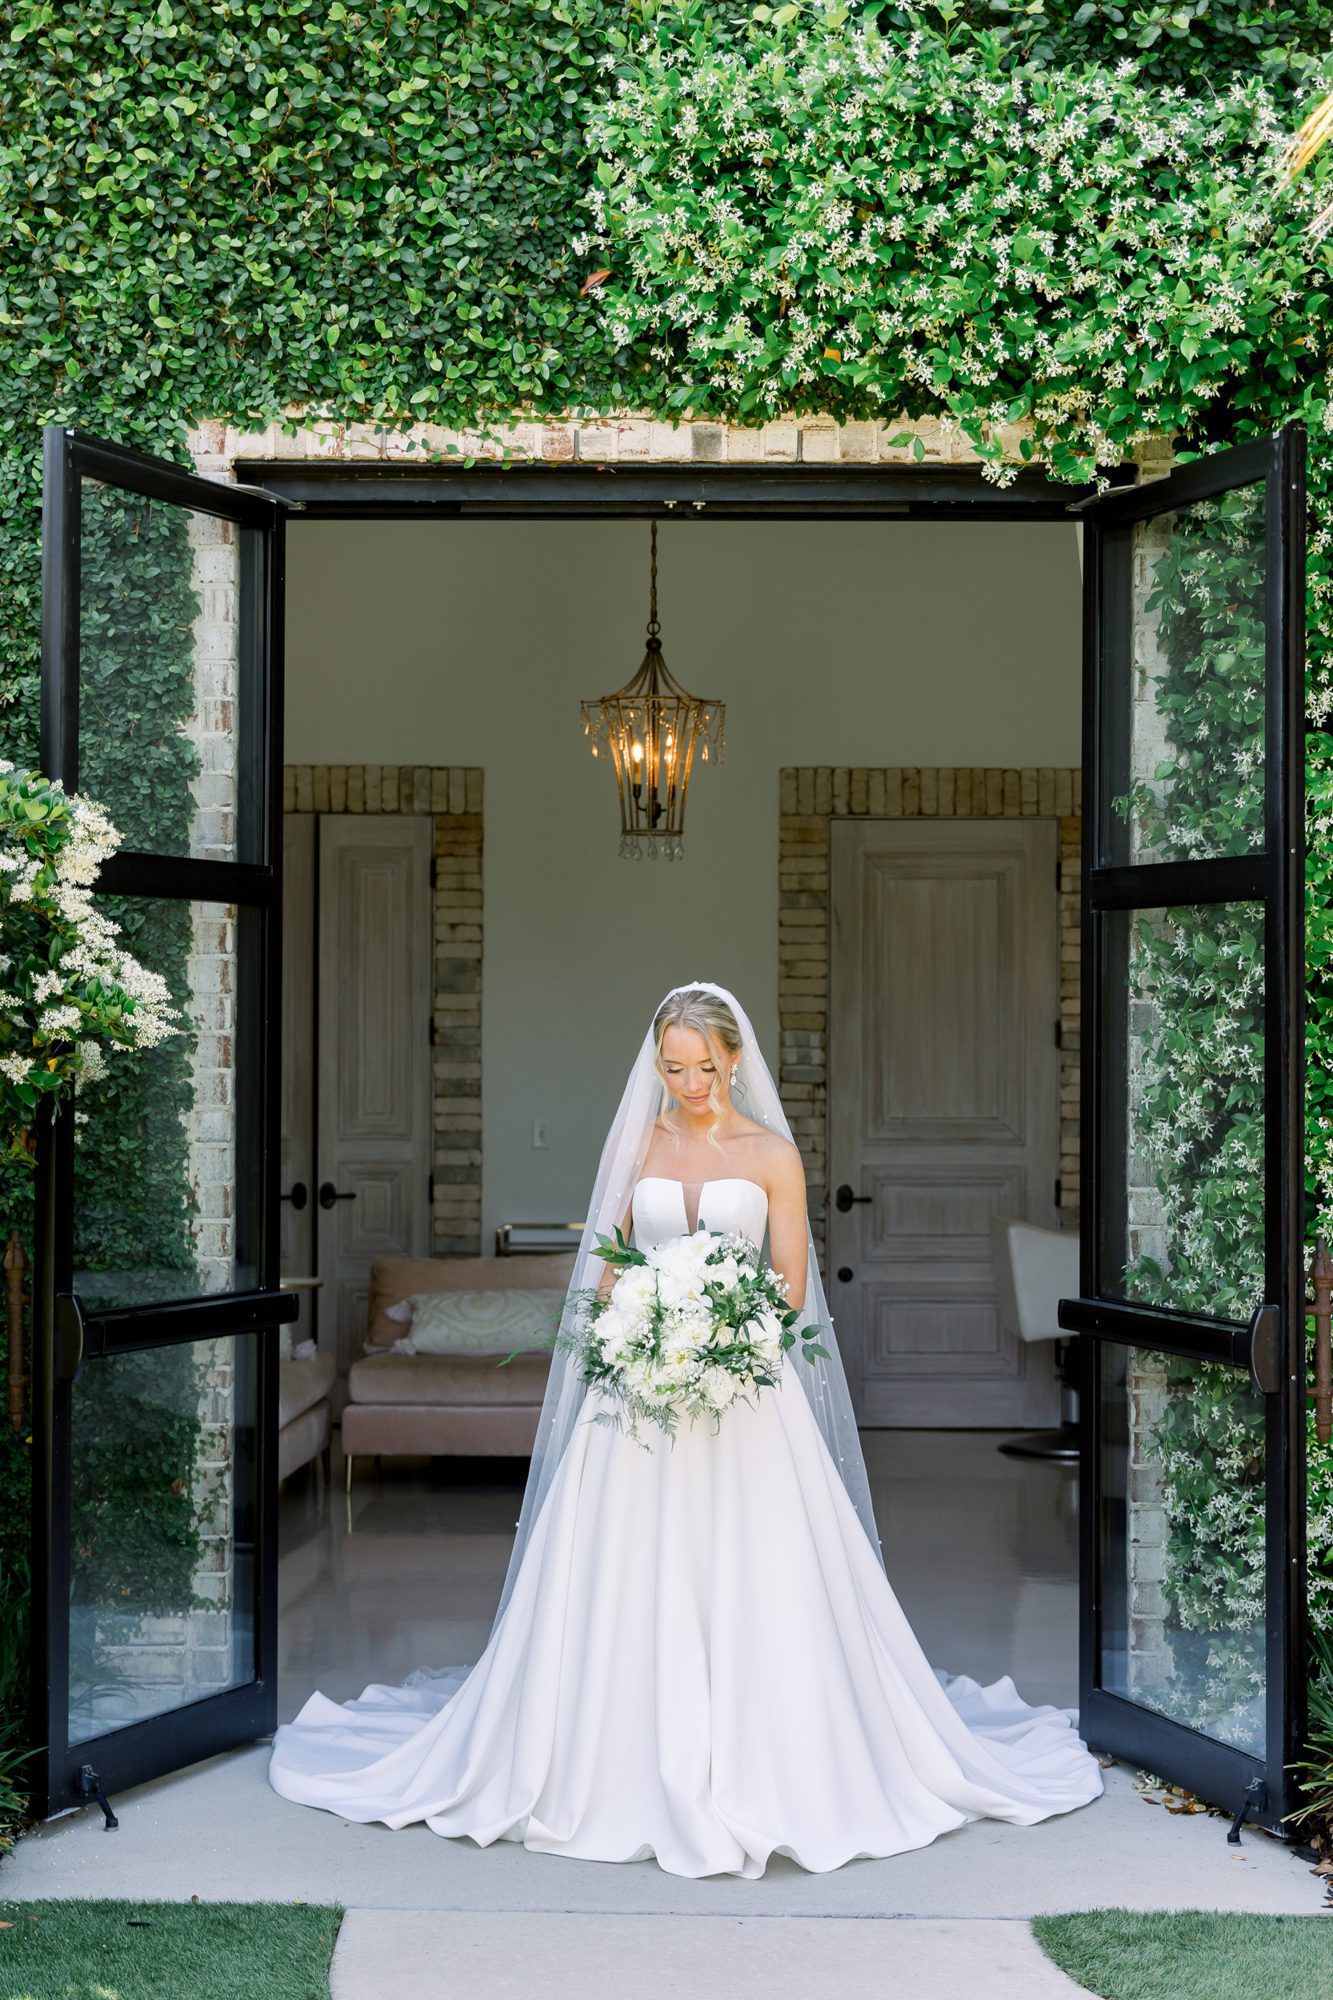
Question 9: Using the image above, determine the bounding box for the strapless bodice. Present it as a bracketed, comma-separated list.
[631, 1175, 769, 1249]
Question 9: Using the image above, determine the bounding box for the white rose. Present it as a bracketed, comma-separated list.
[597, 1308, 631, 1361]
[751, 1307, 787, 1367]
[706, 1253, 740, 1292]
[700, 1365, 738, 1411]
[624, 1356, 655, 1399]
[612, 1265, 657, 1318]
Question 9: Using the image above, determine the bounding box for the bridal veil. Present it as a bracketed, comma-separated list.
[493, 979, 884, 1621]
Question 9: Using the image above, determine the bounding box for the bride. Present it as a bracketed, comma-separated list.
[267, 981, 1103, 1877]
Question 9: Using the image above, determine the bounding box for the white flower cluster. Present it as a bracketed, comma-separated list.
[570, 1227, 799, 1438]
[0, 769, 181, 1129]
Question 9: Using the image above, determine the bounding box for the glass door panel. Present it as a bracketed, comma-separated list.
[77, 476, 254, 863]
[72, 898, 264, 1313]
[36, 428, 292, 1818]
[1098, 479, 1268, 869]
[1062, 424, 1307, 1833]
[1098, 1342, 1266, 1759]
[1098, 901, 1266, 1322]
[68, 1333, 257, 1747]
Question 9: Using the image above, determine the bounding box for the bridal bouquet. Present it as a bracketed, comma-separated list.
[561, 1226, 830, 1442]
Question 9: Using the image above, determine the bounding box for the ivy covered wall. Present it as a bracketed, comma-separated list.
[2, 0, 1333, 1735]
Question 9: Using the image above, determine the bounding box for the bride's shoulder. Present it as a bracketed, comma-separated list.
[738, 1122, 804, 1184]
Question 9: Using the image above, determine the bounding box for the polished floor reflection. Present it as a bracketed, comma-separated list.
[278, 1430, 1080, 1724]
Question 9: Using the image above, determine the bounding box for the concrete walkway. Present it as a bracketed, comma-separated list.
[3, 1746, 1320, 1916]
[8, 1434, 1323, 1992]
[326, 1912, 1090, 1999]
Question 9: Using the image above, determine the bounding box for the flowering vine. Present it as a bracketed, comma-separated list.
[582, 17, 1333, 486]
[0, 764, 177, 1169]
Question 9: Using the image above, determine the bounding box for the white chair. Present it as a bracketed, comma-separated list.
[988, 1215, 1080, 1461]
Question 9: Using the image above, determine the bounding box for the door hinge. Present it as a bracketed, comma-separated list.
[429, 1016, 437, 1047]
[430, 855, 438, 890]
[1055, 1018, 1063, 1050]
[1054, 1178, 1063, 1210]
[428, 1171, 436, 1205]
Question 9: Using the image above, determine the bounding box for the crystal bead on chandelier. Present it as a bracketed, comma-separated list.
[580, 520, 725, 860]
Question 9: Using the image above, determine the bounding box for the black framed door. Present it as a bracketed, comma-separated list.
[1060, 424, 1307, 1831]
[33, 428, 295, 1816]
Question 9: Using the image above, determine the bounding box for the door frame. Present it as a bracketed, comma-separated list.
[1060, 425, 1308, 1830]
[243, 442, 1308, 1832]
[34, 428, 295, 1816]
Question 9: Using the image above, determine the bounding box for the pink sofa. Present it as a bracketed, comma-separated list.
[342, 1251, 577, 1488]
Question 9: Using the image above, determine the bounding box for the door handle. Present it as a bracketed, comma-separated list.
[54, 1293, 87, 1385]
[318, 1182, 356, 1211]
[835, 1184, 872, 1213]
[280, 1182, 308, 1211]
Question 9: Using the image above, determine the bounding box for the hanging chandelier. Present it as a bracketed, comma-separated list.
[580, 520, 725, 860]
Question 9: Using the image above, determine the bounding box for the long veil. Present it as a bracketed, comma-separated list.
[492, 979, 885, 1622]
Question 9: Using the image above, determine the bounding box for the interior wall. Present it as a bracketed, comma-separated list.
[284, 518, 1081, 1253]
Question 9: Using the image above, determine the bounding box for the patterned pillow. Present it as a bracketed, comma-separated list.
[396, 1287, 567, 1357]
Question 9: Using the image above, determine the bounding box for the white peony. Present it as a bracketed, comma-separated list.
[671, 1315, 713, 1354]
[652, 1240, 710, 1310]
[649, 1353, 695, 1397]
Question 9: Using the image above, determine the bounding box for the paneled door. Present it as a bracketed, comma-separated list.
[279, 816, 433, 1400]
[1060, 424, 1307, 1832]
[317, 818, 433, 1390]
[829, 818, 1062, 1426]
[279, 815, 316, 1347]
[34, 428, 295, 1817]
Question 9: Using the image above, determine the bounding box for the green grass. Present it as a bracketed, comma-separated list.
[0, 1900, 342, 2000]
[1033, 1908, 1333, 1998]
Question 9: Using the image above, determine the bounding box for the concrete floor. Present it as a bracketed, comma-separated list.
[3, 1432, 1323, 1918]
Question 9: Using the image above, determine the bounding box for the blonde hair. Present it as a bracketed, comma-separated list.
[652, 987, 743, 1150]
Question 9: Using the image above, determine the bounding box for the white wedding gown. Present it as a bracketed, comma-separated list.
[267, 1175, 1104, 1876]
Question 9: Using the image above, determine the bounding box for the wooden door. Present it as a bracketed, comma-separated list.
[829, 818, 1061, 1427]
[315, 817, 433, 1398]
[280, 815, 316, 1344]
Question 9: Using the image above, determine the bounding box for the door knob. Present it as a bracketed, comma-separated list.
[280, 1182, 308, 1211]
[318, 1182, 356, 1210]
[835, 1184, 872, 1213]
[837, 1267, 854, 1283]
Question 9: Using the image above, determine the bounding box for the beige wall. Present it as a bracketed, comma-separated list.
[284, 518, 1081, 1252]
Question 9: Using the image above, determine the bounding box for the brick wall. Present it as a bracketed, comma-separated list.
[188, 410, 1046, 471]
[283, 763, 484, 1257]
